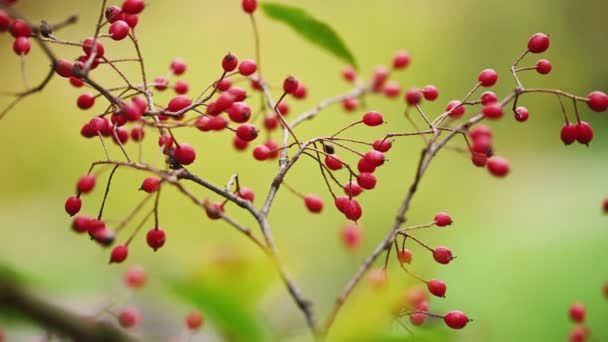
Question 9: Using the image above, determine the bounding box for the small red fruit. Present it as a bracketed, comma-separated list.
[325, 155, 343, 171]
[341, 223, 363, 250]
[434, 212, 452, 227]
[77, 175, 96, 194]
[146, 228, 166, 251]
[446, 100, 465, 118]
[342, 65, 356, 82]
[528, 33, 550, 53]
[357, 172, 377, 190]
[82, 38, 105, 58]
[575, 121, 593, 145]
[514, 106, 529, 122]
[174, 144, 196, 165]
[110, 245, 129, 263]
[122, 0, 145, 14]
[283, 76, 299, 94]
[237, 187, 255, 202]
[372, 139, 392, 152]
[304, 195, 323, 213]
[427, 279, 447, 297]
[13, 36, 30, 55]
[77, 93, 95, 110]
[253, 145, 271, 161]
[536, 59, 552, 74]
[235, 124, 258, 142]
[167, 95, 192, 112]
[398, 249, 412, 264]
[480, 91, 498, 105]
[109, 20, 130, 41]
[118, 307, 139, 328]
[561, 123, 577, 145]
[362, 111, 383, 126]
[392, 50, 411, 69]
[170, 58, 187, 75]
[422, 85, 439, 101]
[482, 103, 503, 119]
[444, 310, 469, 329]
[124, 265, 147, 288]
[140, 177, 160, 193]
[344, 182, 363, 197]
[405, 88, 422, 105]
[64, 196, 82, 216]
[433, 247, 453, 265]
[478, 68, 498, 87]
[242, 0, 257, 14]
[186, 311, 204, 330]
[487, 156, 510, 177]
[238, 59, 257, 76]
[587, 91, 608, 112]
[569, 303, 586, 322]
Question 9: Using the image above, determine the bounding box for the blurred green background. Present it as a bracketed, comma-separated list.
[0, 0, 607, 341]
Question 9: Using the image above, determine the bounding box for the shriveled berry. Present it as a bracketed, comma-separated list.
[304, 194, 323, 213]
[357, 172, 377, 190]
[434, 212, 452, 227]
[536, 59, 552, 74]
[427, 279, 447, 297]
[109, 20, 130, 41]
[528, 33, 550, 53]
[433, 247, 453, 264]
[64, 196, 82, 216]
[174, 144, 196, 165]
[446, 100, 465, 118]
[587, 91, 608, 112]
[124, 265, 147, 288]
[236, 124, 258, 141]
[362, 111, 383, 126]
[242, 0, 257, 13]
[398, 249, 412, 264]
[118, 307, 139, 328]
[575, 121, 593, 145]
[487, 156, 510, 177]
[186, 311, 204, 330]
[569, 303, 585, 322]
[444, 310, 469, 329]
[238, 59, 257, 76]
[478, 68, 498, 87]
[110, 245, 129, 263]
[140, 177, 160, 193]
[514, 106, 529, 122]
[77, 175, 96, 194]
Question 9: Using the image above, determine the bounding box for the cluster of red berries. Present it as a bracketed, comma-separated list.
[397, 287, 469, 330]
[1, 4, 33, 56]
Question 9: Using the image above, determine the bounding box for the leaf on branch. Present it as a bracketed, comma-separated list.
[260, 2, 358, 69]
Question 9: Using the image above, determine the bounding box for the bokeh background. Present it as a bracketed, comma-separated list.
[0, 0, 607, 341]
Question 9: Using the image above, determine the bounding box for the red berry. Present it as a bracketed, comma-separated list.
[55, 59, 73, 78]
[186, 311, 204, 330]
[470, 124, 492, 141]
[159, 135, 174, 151]
[118, 307, 139, 328]
[560, 123, 577, 145]
[10, 19, 31, 37]
[304, 194, 323, 213]
[343, 182, 363, 197]
[383, 81, 401, 98]
[433, 247, 453, 264]
[237, 187, 255, 202]
[482, 103, 503, 119]
[235, 124, 258, 142]
[140, 177, 160, 193]
[221, 53, 239, 73]
[357, 158, 377, 173]
[253, 145, 271, 161]
[487, 156, 510, 177]
[70, 76, 85, 88]
[528, 33, 550, 53]
[264, 114, 278, 130]
[105, 6, 122, 22]
[0, 10, 10, 32]
[238, 59, 257, 76]
[568, 326, 589, 342]
[434, 212, 452, 227]
[131, 127, 146, 141]
[227, 87, 247, 102]
[112, 126, 129, 145]
[170, 58, 187, 75]
[12, 36, 30, 55]
[342, 65, 356, 82]
[109, 20, 130, 41]
[167, 95, 192, 112]
[471, 137, 492, 156]
[227, 102, 251, 123]
[603, 198, 608, 214]
[211, 93, 236, 115]
[72, 215, 91, 233]
[242, 0, 257, 14]
[325, 155, 343, 170]
[362, 111, 383, 126]
[444, 310, 469, 329]
[363, 150, 385, 167]
[393, 51, 411, 69]
[446, 100, 465, 119]
[343, 199, 362, 221]
[124, 265, 147, 288]
[398, 249, 412, 264]
[277, 102, 289, 116]
[154, 76, 168, 91]
[372, 139, 392, 152]
[110, 245, 129, 263]
[405, 88, 422, 105]
[575, 121, 593, 145]
[536, 59, 552, 74]
[205, 202, 225, 219]
[334, 196, 349, 213]
[283, 76, 299, 94]
[217, 78, 232, 91]
[471, 152, 488, 167]
[122, 0, 145, 14]
[77, 175, 96, 194]
[342, 97, 358, 112]
[293, 84, 307, 99]
[174, 80, 189, 94]
[569, 303, 585, 322]
[357, 172, 377, 190]
[478, 68, 498, 87]
[82, 38, 104, 58]
[427, 279, 447, 297]
[146, 228, 166, 251]
[514, 106, 529, 122]
[264, 140, 280, 159]
[174, 144, 196, 165]
[372, 65, 389, 90]
[422, 85, 439, 101]
[480, 91, 498, 105]
[77, 93, 95, 110]
[587, 91, 608, 112]
[64, 196, 82, 216]
[341, 222, 363, 250]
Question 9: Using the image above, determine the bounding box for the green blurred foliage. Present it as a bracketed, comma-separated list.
[0, 0, 607, 341]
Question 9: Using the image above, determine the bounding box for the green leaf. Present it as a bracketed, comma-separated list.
[260, 2, 358, 68]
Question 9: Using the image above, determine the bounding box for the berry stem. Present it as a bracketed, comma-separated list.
[97, 165, 120, 220]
